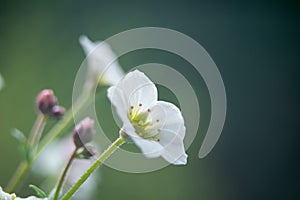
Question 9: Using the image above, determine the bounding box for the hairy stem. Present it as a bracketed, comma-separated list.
[61, 136, 124, 200]
[53, 148, 78, 200]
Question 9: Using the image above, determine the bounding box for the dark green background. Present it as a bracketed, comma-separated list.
[0, 0, 299, 199]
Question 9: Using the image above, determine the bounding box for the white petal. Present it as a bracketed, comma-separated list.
[107, 86, 136, 137]
[131, 136, 163, 158]
[79, 35, 96, 53]
[112, 70, 158, 113]
[107, 86, 128, 124]
[149, 101, 187, 164]
[149, 101, 185, 138]
[159, 127, 188, 165]
[79, 35, 124, 86]
[172, 153, 188, 165]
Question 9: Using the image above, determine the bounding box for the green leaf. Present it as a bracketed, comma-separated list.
[11, 128, 26, 143]
[29, 184, 47, 198]
[11, 129, 32, 162]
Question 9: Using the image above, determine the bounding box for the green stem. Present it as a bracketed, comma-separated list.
[53, 148, 78, 200]
[28, 114, 47, 152]
[5, 114, 47, 192]
[5, 161, 29, 193]
[5, 93, 92, 193]
[61, 136, 125, 200]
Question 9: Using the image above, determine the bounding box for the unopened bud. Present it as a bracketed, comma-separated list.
[36, 89, 57, 115]
[51, 105, 66, 118]
[73, 117, 95, 148]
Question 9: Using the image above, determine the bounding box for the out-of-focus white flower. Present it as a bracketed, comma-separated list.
[32, 136, 99, 199]
[79, 35, 125, 90]
[107, 70, 188, 165]
[0, 73, 4, 91]
[0, 186, 46, 200]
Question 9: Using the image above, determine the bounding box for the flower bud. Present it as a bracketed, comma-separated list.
[73, 117, 95, 148]
[36, 89, 57, 115]
[50, 105, 66, 118]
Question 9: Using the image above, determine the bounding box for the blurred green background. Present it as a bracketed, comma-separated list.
[0, 0, 299, 199]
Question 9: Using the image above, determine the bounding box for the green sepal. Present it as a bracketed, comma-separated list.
[29, 184, 47, 198]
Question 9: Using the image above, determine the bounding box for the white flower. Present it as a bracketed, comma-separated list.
[0, 186, 46, 200]
[79, 35, 125, 89]
[107, 70, 188, 165]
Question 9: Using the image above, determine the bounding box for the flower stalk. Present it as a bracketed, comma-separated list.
[53, 147, 78, 200]
[5, 92, 92, 193]
[61, 136, 124, 200]
[5, 114, 47, 192]
[28, 114, 47, 154]
[5, 161, 29, 193]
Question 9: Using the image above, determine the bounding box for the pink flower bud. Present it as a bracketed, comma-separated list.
[36, 89, 57, 115]
[73, 117, 95, 148]
[51, 105, 66, 118]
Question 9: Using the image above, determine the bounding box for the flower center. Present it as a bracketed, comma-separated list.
[128, 104, 159, 141]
